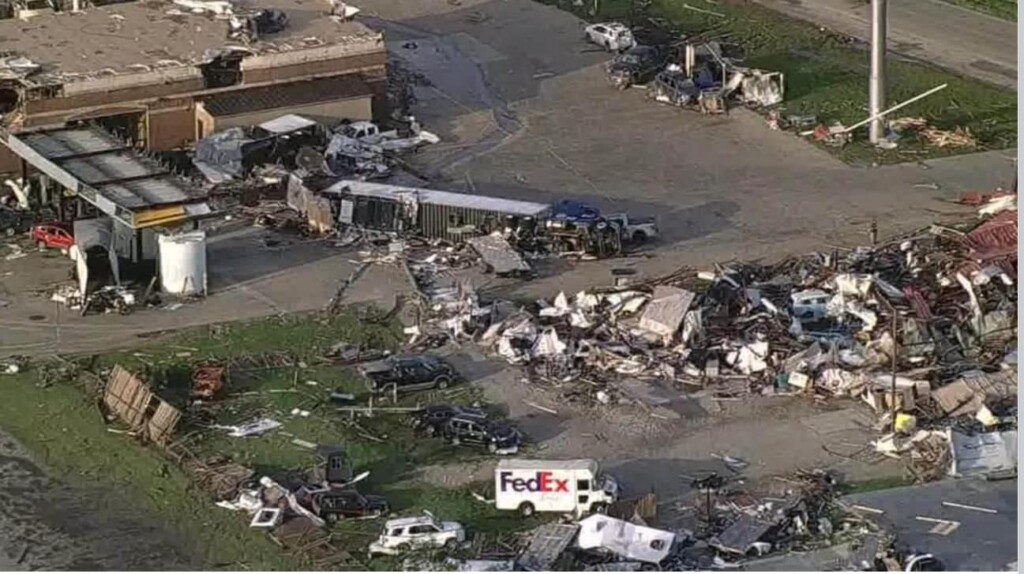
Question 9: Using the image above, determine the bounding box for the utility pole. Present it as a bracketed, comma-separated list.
[869, 0, 887, 144]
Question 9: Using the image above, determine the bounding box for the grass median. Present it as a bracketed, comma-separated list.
[939, 0, 1016, 21]
[548, 0, 1017, 164]
[0, 308, 536, 570]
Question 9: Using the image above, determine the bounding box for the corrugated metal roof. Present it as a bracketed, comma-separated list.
[5, 125, 207, 222]
[202, 75, 372, 118]
[325, 180, 551, 217]
[966, 210, 1017, 256]
[259, 114, 319, 135]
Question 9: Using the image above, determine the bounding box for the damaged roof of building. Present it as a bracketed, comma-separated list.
[202, 74, 370, 117]
[0, 0, 380, 81]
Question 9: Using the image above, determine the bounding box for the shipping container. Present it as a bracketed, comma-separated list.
[322, 180, 551, 242]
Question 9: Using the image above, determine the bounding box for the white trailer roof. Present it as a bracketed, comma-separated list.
[496, 459, 599, 472]
[323, 180, 551, 217]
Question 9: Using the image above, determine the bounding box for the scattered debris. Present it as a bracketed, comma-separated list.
[213, 417, 283, 438]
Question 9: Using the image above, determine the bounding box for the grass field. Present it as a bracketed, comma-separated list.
[0, 309, 539, 570]
[550, 0, 1017, 164]
[940, 0, 1016, 21]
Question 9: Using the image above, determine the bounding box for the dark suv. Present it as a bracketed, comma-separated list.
[310, 489, 389, 523]
[442, 414, 521, 455]
[0, 208, 33, 237]
[412, 405, 487, 437]
[360, 355, 458, 394]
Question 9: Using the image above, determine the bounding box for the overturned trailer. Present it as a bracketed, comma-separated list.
[322, 180, 551, 242]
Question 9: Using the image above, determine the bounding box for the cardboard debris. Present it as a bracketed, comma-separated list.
[932, 371, 1016, 417]
[638, 286, 696, 341]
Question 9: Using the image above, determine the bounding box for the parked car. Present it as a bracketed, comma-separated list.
[359, 355, 458, 394]
[0, 208, 32, 237]
[442, 413, 521, 455]
[310, 489, 389, 523]
[605, 45, 666, 90]
[412, 405, 487, 437]
[584, 22, 635, 52]
[31, 222, 74, 250]
[367, 512, 466, 557]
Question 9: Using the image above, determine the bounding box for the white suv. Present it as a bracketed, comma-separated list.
[368, 512, 466, 557]
[584, 23, 636, 52]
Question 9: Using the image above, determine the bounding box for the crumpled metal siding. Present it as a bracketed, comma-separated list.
[966, 210, 1017, 256]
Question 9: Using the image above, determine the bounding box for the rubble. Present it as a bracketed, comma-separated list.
[394, 194, 1016, 483]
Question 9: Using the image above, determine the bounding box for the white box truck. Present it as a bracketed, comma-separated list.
[494, 459, 619, 517]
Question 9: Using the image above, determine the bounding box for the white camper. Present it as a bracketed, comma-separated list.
[494, 459, 619, 517]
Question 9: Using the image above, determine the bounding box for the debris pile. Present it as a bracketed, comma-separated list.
[603, 37, 785, 114]
[889, 117, 978, 148]
[504, 468, 915, 571]
[191, 114, 439, 189]
[409, 195, 1017, 474]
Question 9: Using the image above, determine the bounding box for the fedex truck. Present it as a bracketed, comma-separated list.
[494, 459, 619, 517]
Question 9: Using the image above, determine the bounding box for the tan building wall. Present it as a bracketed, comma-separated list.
[241, 52, 386, 85]
[0, 144, 21, 175]
[148, 105, 196, 151]
[209, 95, 373, 131]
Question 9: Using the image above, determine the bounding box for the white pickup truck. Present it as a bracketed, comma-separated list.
[339, 120, 440, 151]
[605, 213, 659, 243]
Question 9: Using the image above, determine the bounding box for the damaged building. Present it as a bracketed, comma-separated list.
[0, 0, 387, 174]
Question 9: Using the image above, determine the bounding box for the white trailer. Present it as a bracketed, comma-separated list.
[494, 459, 619, 518]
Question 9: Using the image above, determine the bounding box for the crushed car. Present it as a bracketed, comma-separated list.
[605, 45, 666, 90]
[0, 207, 32, 237]
[368, 512, 466, 556]
[359, 355, 459, 394]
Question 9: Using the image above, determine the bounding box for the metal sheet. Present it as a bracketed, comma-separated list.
[517, 523, 579, 571]
[639, 286, 696, 339]
[949, 429, 1018, 477]
[467, 234, 531, 274]
[576, 514, 675, 564]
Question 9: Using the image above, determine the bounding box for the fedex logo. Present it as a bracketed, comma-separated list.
[499, 471, 569, 493]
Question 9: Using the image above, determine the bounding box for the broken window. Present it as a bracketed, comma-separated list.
[200, 52, 244, 89]
[0, 86, 19, 114]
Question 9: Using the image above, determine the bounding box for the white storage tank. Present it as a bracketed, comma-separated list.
[159, 231, 207, 296]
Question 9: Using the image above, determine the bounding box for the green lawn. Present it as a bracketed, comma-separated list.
[0, 309, 538, 570]
[940, 0, 1016, 21]
[549, 0, 1017, 164]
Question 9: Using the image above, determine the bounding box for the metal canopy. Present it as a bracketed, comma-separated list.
[3, 125, 209, 228]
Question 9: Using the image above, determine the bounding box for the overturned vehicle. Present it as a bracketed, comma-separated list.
[606, 45, 667, 90]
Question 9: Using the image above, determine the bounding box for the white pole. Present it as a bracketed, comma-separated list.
[869, 0, 888, 144]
